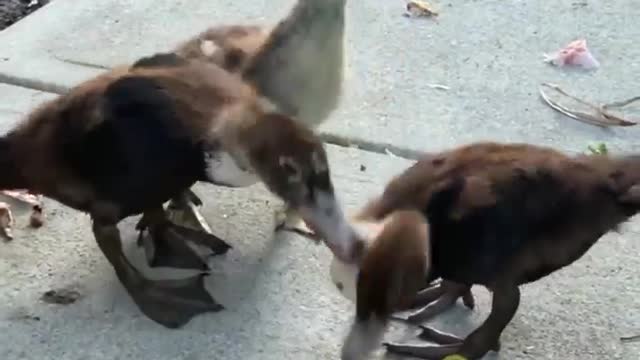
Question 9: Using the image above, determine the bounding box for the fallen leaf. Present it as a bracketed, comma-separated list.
[539, 83, 638, 127]
[405, 1, 439, 18]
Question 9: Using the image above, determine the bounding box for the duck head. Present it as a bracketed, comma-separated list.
[338, 210, 431, 360]
[240, 112, 361, 263]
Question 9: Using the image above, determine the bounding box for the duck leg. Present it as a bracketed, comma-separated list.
[136, 205, 231, 271]
[92, 219, 223, 329]
[273, 204, 325, 246]
[164, 189, 215, 234]
[400, 280, 475, 324]
[384, 285, 518, 359]
[274, 209, 323, 246]
[274, 204, 316, 238]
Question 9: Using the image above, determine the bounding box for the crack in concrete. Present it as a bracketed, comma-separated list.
[51, 56, 110, 70]
[0, 73, 68, 94]
[0, 72, 421, 161]
[317, 132, 422, 160]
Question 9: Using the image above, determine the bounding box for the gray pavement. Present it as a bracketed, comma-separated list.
[1, 0, 640, 155]
[0, 0, 639, 359]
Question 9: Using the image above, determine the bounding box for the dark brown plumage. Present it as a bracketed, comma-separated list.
[339, 141, 640, 360]
[0, 55, 356, 329]
[174, 24, 268, 72]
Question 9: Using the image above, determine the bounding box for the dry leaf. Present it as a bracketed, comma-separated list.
[539, 83, 638, 127]
[406, 1, 439, 18]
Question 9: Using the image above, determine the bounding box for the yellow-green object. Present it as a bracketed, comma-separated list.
[442, 355, 468, 360]
[587, 142, 608, 155]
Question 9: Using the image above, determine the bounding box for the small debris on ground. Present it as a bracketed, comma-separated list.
[539, 83, 638, 127]
[21, 314, 40, 321]
[9, 312, 41, 322]
[543, 39, 600, 70]
[41, 288, 83, 305]
[620, 334, 640, 343]
[0, 190, 45, 237]
[360, 164, 367, 172]
[29, 204, 44, 228]
[0, 201, 15, 241]
[404, 1, 439, 18]
[572, 1, 589, 9]
[426, 83, 450, 91]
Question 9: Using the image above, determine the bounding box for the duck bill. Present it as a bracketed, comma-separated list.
[297, 191, 360, 263]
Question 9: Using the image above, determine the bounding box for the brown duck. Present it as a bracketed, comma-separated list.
[150, 0, 349, 250]
[295, 142, 640, 359]
[0, 55, 359, 329]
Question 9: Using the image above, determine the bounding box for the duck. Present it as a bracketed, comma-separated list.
[292, 141, 640, 359]
[144, 0, 349, 251]
[0, 54, 361, 329]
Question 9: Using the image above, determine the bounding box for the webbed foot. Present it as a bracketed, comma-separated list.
[130, 273, 224, 329]
[386, 284, 517, 360]
[383, 342, 461, 360]
[383, 326, 467, 360]
[403, 280, 475, 323]
[136, 204, 231, 271]
[140, 222, 211, 270]
[383, 325, 500, 359]
[92, 219, 223, 329]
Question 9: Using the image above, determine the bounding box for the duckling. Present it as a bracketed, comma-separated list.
[152, 0, 348, 251]
[175, 0, 346, 127]
[0, 55, 360, 329]
[301, 142, 640, 359]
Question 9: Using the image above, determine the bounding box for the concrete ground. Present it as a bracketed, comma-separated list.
[0, 0, 639, 359]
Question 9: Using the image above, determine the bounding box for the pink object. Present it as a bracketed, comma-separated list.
[543, 39, 600, 69]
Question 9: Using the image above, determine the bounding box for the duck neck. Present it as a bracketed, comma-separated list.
[201, 116, 259, 185]
[0, 135, 27, 191]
